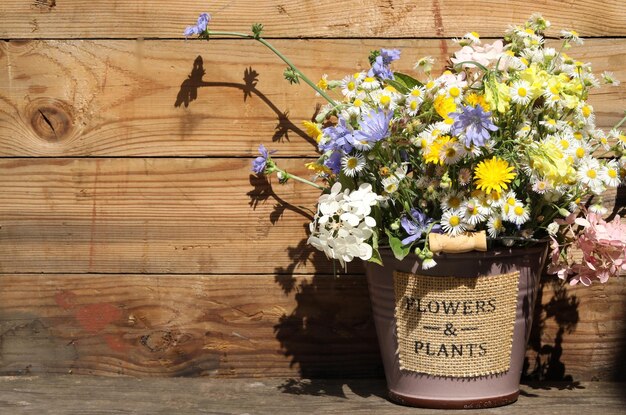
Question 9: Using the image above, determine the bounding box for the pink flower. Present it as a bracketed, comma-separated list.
[451, 40, 504, 69]
[549, 211, 626, 285]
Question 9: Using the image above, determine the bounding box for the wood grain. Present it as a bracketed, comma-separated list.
[0, 157, 350, 274]
[0, 273, 623, 380]
[0, 273, 380, 378]
[0, 158, 623, 275]
[0, 377, 624, 415]
[0, 39, 624, 157]
[2, 0, 626, 39]
[526, 276, 626, 382]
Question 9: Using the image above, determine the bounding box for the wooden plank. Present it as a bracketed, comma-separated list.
[0, 273, 624, 380]
[526, 276, 626, 382]
[0, 157, 353, 274]
[0, 377, 624, 415]
[0, 39, 624, 157]
[0, 274, 380, 378]
[2, 0, 626, 39]
[0, 158, 623, 275]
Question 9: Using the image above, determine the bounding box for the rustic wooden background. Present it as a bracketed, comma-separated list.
[0, 1, 625, 381]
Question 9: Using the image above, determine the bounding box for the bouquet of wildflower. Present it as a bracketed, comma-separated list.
[185, 13, 626, 284]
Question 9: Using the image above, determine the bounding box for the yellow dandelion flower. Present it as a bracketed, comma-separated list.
[465, 93, 489, 112]
[302, 121, 323, 143]
[434, 95, 457, 120]
[424, 135, 453, 165]
[474, 157, 516, 195]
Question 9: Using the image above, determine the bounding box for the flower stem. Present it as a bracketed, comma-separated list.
[614, 112, 626, 130]
[275, 168, 326, 190]
[206, 30, 338, 107]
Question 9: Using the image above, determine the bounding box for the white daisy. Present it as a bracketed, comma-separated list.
[421, 257, 437, 270]
[341, 153, 366, 177]
[539, 118, 560, 133]
[405, 86, 425, 116]
[577, 157, 605, 194]
[414, 56, 435, 74]
[592, 129, 610, 150]
[441, 209, 467, 236]
[589, 202, 608, 215]
[439, 138, 464, 165]
[570, 140, 592, 161]
[515, 123, 534, 139]
[441, 190, 464, 211]
[341, 97, 369, 121]
[560, 29, 584, 45]
[381, 176, 400, 194]
[371, 89, 398, 111]
[485, 189, 506, 208]
[501, 192, 521, 217]
[609, 129, 626, 150]
[601, 71, 621, 86]
[462, 200, 485, 226]
[506, 202, 530, 226]
[360, 76, 380, 91]
[600, 160, 621, 187]
[532, 178, 552, 194]
[577, 103, 595, 126]
[341, 75, 360, 99]
[510, 80, 532, 106]
[487, 215, 505, 238]
[555, 133, 573, 152]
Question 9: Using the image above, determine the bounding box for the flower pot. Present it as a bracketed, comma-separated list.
[364, 244, 548, 409]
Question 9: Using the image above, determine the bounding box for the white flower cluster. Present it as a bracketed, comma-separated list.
[308, 182, 380, 267]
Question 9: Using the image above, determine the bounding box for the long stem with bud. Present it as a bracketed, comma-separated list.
[204, 30, 338, 107]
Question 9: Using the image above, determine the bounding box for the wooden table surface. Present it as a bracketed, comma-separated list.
[0, 376, 624, 414]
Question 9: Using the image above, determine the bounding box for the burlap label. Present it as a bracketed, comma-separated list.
[393, 271, 520, 377]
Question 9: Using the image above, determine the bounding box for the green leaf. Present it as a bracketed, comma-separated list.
[368, 248, 383, 265]
[394, 72, 423, 89]
[385, 229, 411, 260]
[337, 172, 355, 191]
[385, 78, 410, 94]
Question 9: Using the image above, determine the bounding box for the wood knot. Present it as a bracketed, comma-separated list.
[141, 330, 175, 352]
[32, 0, 56, 11]
[27, 98, 73, 142]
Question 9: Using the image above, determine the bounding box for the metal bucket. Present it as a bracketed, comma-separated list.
[364, 244, 548, 409]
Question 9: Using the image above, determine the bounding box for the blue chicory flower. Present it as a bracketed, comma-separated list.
[323, 151, 343, 175]
[400, 208, 437, 245]
[252, 144, 276, 174]
[184, 12, 211, 38]
[320, 117, 354, 154]
[450, 105, 498, 147]
[350, 109, 393, 150]
[368, 49, 401, 80]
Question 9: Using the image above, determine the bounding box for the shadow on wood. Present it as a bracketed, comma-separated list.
[174, 55, 315, 145]
[523, 276, 580, 384]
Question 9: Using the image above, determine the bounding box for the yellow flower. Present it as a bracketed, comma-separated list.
[305, 162, 331, 175]
[434, 95, 457, 120]
[465, 93, 489, 112]
[474, 157, 516, 195]
[484, 81, 510, 113]
[317, 74, 329, 90]
[423, 135, 453, 165]
[302, 121, 323, 143]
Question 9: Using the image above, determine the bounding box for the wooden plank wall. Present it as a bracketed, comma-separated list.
[0, 1, 625, 380]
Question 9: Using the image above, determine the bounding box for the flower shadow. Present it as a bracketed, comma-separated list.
[272, 265, 384, 399]
[174, 55, 316, 145]
[248, 175, 383, 398]
[522, 275, 581, 388]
